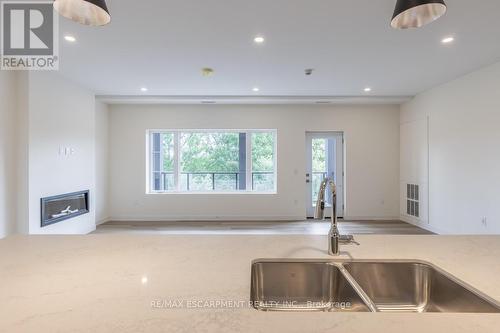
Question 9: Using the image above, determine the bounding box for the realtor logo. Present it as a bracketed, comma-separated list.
[1, 1, 58, 70]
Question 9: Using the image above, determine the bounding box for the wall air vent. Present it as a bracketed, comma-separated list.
[406, 184, 420, 218]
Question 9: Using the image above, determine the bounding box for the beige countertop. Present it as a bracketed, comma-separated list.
[1, 234, 500, 332]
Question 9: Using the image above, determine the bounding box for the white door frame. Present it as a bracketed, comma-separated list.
[306, 132, 344, 218]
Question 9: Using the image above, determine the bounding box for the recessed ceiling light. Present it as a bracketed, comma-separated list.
[64, 35, 76, 42]
[254, 36, 265, 44]
[252, 87, 260, 92]
[140, 87, 148, 92]
[202, 68, 214, 77]
[364, 87, 372, 92]
[441, 36, 454, 44]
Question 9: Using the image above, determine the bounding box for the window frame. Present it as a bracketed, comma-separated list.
[146, 129, 277, 194]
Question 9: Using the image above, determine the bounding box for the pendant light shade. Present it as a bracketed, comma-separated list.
[391, 0, 446, 29]
[53, 0, 111, 26]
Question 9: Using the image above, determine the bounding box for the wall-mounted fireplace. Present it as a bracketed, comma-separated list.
[41, 190, 90, 227]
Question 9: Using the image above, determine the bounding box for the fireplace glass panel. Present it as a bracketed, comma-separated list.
[41, 191, 89, 227]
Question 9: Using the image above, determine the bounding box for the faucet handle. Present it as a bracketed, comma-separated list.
[338, 234, 359, 245]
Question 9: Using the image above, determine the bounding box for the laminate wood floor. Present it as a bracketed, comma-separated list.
[94, 219, 433, 235]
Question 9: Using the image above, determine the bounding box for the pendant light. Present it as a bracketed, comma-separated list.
[53, 0, 111, 26]
[391, 0, 447, 29]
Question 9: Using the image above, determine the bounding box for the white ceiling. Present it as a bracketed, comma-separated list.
[58, 0, 500, 98]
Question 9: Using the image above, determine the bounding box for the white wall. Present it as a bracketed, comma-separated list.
[23, 72, 97, 234]
[108, 104, 400, 221]
[15, 73, 29, 235]
[401, 61, 500, 234]
[95, 101, 109, 224]
[400, 116, 429, 226]
[0, 71, 18, 238]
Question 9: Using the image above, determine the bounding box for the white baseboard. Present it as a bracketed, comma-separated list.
[400, 215, 446, 235]
[107, 215, 305, 222]
[96, 217, 111, 225]
[87, 224, 97, 234]
[342, 216, 401, 221]
[105, 216, 402, 223]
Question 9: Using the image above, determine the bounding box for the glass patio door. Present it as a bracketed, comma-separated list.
[306, 132, 344, 218]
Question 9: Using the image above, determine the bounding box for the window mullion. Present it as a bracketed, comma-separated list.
[159, 134, 165, 190]
[149, 132, 153, 192]
[174, 131, 180, 191]
[246, 131, 252, 191]
[273, 131, 277, 192]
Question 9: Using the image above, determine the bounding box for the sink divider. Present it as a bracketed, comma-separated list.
[336, 263, 379, 312]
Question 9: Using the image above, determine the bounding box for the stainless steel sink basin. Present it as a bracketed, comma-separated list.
[251, 260, 371, 311]
[343, 261, 500, 313]
[251, 259, 500, 313]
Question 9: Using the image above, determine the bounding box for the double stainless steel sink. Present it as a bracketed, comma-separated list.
[251, 260, 500, 313]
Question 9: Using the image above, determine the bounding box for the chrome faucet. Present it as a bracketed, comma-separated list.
[314, 178, 354, 255]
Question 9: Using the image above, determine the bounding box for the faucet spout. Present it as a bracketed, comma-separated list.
[314, 177, 337, 224]
[314, 177, 342, 255]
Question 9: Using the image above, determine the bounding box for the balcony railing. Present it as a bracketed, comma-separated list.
[154, 172, 275, 191]
[313, 172, 328, 179]
[152, 171, 328, 192]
